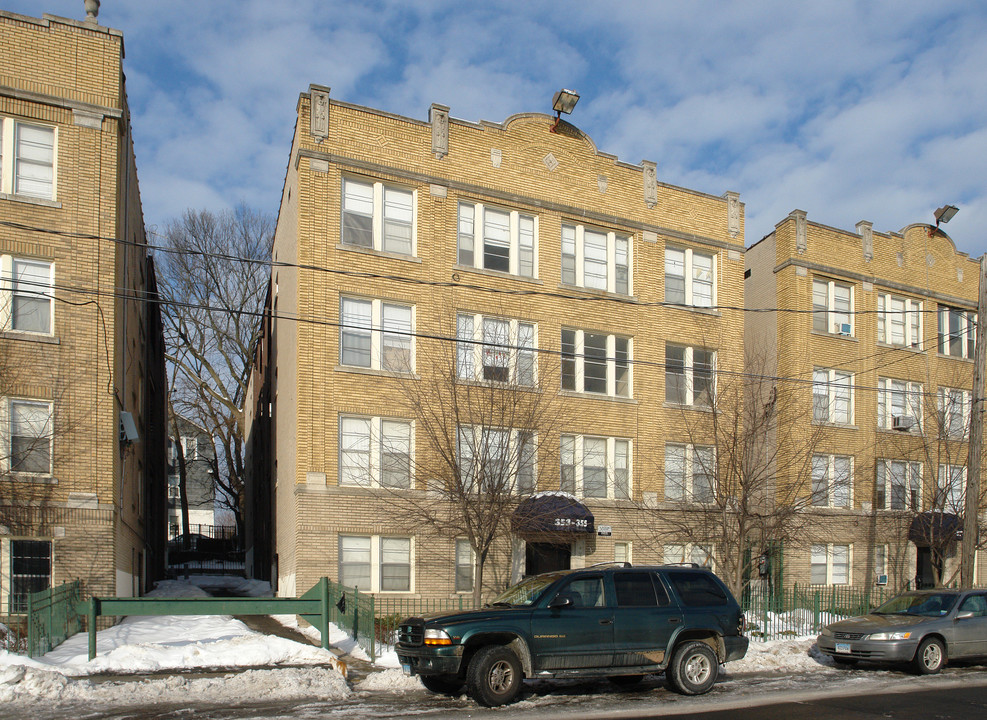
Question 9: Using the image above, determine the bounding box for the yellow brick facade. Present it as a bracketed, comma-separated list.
[252, 88, 747, 600]
[746, 212, 985, 590]
[0, 11, 166, 616]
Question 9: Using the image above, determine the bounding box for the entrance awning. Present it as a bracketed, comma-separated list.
[908, 512, 962, 545]
[512, 491, 595, 537]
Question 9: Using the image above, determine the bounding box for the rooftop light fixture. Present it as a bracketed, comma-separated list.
[551, 89, 580, 132]
[934, 204, 959, 227]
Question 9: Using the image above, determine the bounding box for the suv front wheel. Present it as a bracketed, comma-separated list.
[466, 645, 523, 706]
[666, 641, 719, 695]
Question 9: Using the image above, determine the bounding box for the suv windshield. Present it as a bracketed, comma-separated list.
[490, 573, 564, 607]
[874, 592, 958, 617]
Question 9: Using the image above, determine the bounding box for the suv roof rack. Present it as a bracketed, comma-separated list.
[586, 561, 632, 569]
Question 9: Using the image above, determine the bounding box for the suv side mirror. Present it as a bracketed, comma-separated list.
[548, 594, 574, 609]
[956, 610, 975, 620]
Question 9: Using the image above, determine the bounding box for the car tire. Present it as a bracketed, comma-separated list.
[419, 674, 464, 695]
[912, 637, 946, 675]
[466, 645, 523, 707]
[666, 641, 719, 696]
[609, 674, 645, 687]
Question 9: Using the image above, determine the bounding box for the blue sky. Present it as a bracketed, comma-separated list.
[10, 0, 987, 257]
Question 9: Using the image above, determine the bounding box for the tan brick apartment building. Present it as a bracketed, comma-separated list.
[0, 10, 166, 616]
[245, 86, 748, 599]
[746, 212, 985, 590]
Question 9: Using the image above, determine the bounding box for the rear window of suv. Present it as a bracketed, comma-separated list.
[614, 571, 671, 607]
[666, 571, 728, 606]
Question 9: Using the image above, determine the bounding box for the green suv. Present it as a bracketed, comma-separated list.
[396, 563, 749, 706]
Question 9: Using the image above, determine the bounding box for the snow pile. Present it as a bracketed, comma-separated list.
[744, 609, 844, 639]
[731, 638, 833, 673]
[356, 667, 424, 691]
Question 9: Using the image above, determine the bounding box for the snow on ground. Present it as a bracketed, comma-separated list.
[0, 578, 349, 710]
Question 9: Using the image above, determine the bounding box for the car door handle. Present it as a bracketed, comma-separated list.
[599, 618, 613, 625]
[668, 617, 682, 623]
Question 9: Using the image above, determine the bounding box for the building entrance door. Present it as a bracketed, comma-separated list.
[526, 542, 571, 576]
[915, 547, 943, 588]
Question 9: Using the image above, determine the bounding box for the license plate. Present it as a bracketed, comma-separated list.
[835, 642, 851, 654]
[402, 663, 412, 675]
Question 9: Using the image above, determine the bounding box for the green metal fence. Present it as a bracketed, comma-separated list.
[27, 581, 84, 658]
[741, 583, 892, 639]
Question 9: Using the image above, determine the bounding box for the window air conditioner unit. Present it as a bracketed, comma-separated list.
[836, 323, 852, 336]
[892, 415, 915, 431]
[876, 574, 888, 586]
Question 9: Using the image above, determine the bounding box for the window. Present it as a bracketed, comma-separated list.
[341, 178, 415, 254]
[665, 345, 715, 407]
[559, 435, 631, 499]
[811, 544, 850, 585]
[167, 474, 180, 500]
[456, 313, 535, 385]
[458, 426, 535, 494]
[813, 368, 853, 425]
[8, 400, 52, 474]
[4, 258, 53, 334]
[667, 571, 728, 606]
[338, 535, 412, 592]
[613, 571, 670, 606]
[455, 539, 474, 593]
[457, 202, 536, 277]
[339, 297, 414, 372]
[876, 460, 922, 510]
[812, 278, 853, 335]
[937, 465, 966, 512]
[874, 545, 887, 578]
[938, 387, 970, 438]
[665, 247, 715, 307]
[938, 306, 976, 359]
[614, 541, 631, 565]
[664, 543, 715, 569]
[561, 329, 631, 397]
[9, 540, 51, 613]
[877, 293, 922, 348]
[811, 455, 853, 508]
[560, 223, 631, 295]
[0, 119, 55, 200]
[877, 378, 922, 432]
[339, 416, 412, 489]
[664, 444, 715, 503]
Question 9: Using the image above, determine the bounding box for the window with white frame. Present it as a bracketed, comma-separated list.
[339, 416, 412, 489]
[341, 178, 415, 255]
[561, 223, 631, 295]
[614, 541, 631, 565]
[874, 545, 887, 579]
[938, 387, 970, 439]
[938, 306, 976, 359]
[561, 329, 631, 397]
[876, 459, 921, 510]
[457, 202, 536, 277]
[877, 293, 923, 348]
[665, 344, 715, 407]
[458, 426, 535, 495]
[664, 444, 715, 503]
[7, 399, 52, 474]
[877, 378, 922, 433]
[810, 543, 850, 585]
[665, 247, 715, 307]
[0, 119, 55, 200]
[812, 278, 853, 335]
[338, 535, 412, 592]
[810, 454, 853, 508]
[812, 368, 853, 425]
[455, 539, 474, 593]
[2, 257, 54, 334]
[9, 539, 51, 613]
[937, 464, 966, 512]
[664, 543, 714, 568]
[560, 434, 631, 499]
[339, 297, 413, 372]
[456, 313, 535, 385]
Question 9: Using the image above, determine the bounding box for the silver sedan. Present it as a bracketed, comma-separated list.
[816, 589, 987, 674]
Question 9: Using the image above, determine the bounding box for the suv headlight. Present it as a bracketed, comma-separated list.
[867, 631, 912, 641]
[424, 628, 453, 646]
[819, 627, 834, 637]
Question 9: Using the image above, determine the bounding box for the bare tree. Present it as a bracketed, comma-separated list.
[629, 347, 826, 599]
[156, 205, 273, 537]
[376, 310, 571, 608]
